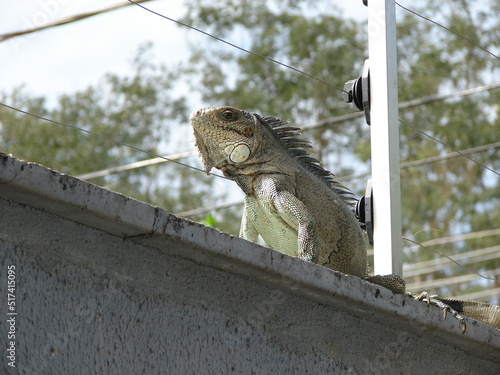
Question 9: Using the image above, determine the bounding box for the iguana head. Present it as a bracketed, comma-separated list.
[190, 105, 357, 207]
[189, 106, 260, 174]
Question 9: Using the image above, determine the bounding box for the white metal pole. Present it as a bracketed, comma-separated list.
[367, 0, 403, 276]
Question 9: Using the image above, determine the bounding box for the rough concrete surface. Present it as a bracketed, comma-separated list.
[0, 152, 499, 374]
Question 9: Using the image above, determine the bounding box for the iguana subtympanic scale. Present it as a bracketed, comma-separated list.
[190, 106, 500, 331]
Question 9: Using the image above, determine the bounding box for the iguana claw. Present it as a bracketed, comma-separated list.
[413, 292, 467, 334]
[441, 305, 467, 334]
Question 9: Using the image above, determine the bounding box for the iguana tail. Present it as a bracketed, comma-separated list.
[437, 298, 500, 329]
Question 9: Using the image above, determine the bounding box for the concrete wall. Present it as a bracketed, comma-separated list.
[0, 152, 499, 374]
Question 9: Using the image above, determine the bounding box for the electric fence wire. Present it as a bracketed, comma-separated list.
[0, 102, 225, 179]
[398, 118, 500, 178]
[303, 82, 500, 130]
[402, 237, 496, 281]
[126, 0, 348, 93]
[392, 2, 500, 177]
[406, 227, 500, 250]
[395, 2, 500, 61]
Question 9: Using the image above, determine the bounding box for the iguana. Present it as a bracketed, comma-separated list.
[190, 105, 500, 332]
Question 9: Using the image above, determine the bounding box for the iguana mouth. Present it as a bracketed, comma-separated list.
[192, 128, 228, 174]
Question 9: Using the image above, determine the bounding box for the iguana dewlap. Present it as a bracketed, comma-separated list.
[190, 106, 366, 277]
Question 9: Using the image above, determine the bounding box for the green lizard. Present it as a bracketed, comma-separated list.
[190, 105, 500, 332]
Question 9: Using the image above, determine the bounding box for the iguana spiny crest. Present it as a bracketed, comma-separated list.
[190, 106, 366, 277]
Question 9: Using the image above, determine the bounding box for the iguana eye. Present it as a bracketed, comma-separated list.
[219, 109, 238, 122]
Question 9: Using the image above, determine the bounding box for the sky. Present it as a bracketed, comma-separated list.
[0, 0, 367, 107]
[0, 0, 190, 106]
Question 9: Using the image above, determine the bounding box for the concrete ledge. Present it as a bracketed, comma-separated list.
[1, 152, 499, 373]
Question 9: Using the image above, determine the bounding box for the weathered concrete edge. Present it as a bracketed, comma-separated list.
[0, 153, 158, 236]
[1, 152, 499, 353]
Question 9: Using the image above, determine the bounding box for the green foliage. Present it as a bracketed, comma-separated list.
[202, 213, 218, 228]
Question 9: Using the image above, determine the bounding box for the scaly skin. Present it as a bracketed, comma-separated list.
[190, 106, 500, 331]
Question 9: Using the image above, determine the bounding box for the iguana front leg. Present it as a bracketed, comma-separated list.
[273, 190, 319, 262]
[240, 199, 259, 242]
[256, 177, 320, 262]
